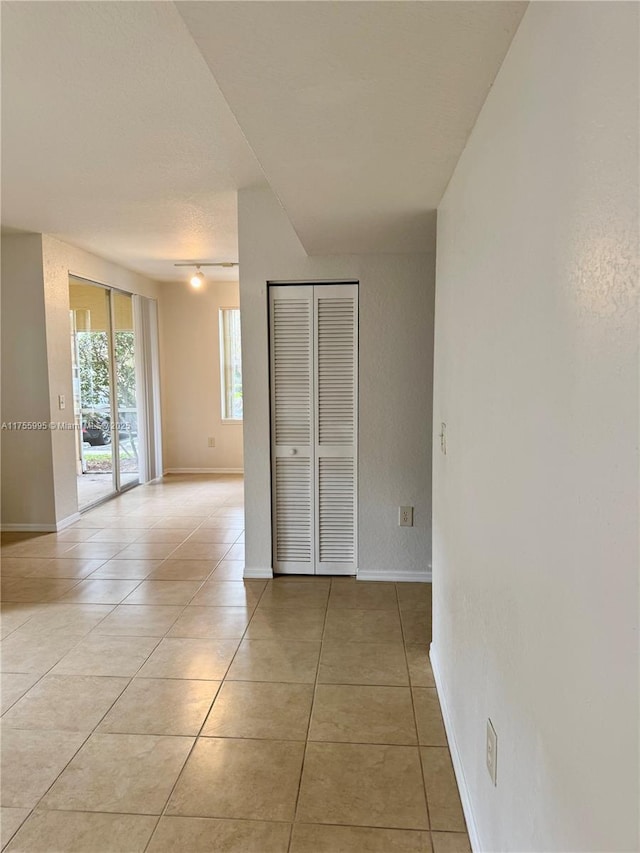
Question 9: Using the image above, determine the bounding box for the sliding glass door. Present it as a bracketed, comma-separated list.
[69, 277, 140, 509]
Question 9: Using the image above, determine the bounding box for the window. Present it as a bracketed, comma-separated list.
[219, 308, 243, 421]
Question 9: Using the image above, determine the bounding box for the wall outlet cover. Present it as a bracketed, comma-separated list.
[399, 506, 414, 527]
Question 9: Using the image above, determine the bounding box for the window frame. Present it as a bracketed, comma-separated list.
[219, 306, 243, 423]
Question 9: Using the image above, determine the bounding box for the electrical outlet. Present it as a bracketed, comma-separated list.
[207, 437, 215, 448]
[58, 394, 66, 410]
[486, 718, 498, 786]
[399, 506, 413, 527]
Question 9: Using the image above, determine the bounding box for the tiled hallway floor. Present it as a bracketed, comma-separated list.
[1, 475, 469, 853]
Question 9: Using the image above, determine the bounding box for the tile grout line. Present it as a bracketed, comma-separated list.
[18, 626, 169, 821]
[398, 581, 435, 852]
[3, 483, 464, 850]
[0, 479, 244, 851]
[141, 556, 260, 853]
[286, 576, 332, 853]
[1, 532, 219, 832]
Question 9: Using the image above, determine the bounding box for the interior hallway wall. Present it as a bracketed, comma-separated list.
[158, 279, 244, 473]
[238, 185, 434, 580]
[432, 3, 639, 851]
[1, 233, 160, 528]
[1, 234, 57, 527]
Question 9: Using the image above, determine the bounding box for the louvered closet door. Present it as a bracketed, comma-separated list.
[270, 286, 314, 574]
[270, 283, 358, 576]
[314, 284, 358, 575]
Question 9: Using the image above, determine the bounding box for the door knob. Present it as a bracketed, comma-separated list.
[290, 448, 297, 455]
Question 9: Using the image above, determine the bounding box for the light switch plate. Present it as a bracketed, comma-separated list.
[486, 718, 498, 786]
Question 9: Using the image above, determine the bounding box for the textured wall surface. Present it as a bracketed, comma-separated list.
[158, 279, 243, 472]
[238, 186, 434, 579]
[432, 3, 639, 851]
[1, 234, 57, 526]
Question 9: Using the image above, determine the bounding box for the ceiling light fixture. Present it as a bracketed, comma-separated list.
[174, 261, 239, 289]
[190, 269, 205, 289]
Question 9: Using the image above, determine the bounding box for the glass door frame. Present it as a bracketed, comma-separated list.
[110, 289, 139, 494]
[108, 289, 123, 494]
[69, 274, 140, 509]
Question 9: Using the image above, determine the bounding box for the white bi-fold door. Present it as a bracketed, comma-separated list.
[269, 283, 358, 576]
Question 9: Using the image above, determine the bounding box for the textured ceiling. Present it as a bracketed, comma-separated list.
[178, 1, 527, 255]
[0, 1, 264, 281]
[2, 1, 527, 278]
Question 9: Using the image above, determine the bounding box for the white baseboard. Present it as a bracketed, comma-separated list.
[164, 468, 244, 475]
[56, 512, 82, 531]
[357, 569, 432, 583]
[1, 512, 80, 533]
[243, 566, 274, 579]
[242, 567, 429, 582]
[430, 644, 482, 853]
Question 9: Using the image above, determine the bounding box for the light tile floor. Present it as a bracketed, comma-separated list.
[1, 474, 470, 853]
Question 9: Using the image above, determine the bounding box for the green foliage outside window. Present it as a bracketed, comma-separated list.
[78, 331, 136, 409]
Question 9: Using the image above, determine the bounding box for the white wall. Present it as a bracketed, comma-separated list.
[432, 4, 639, 852]
[1, 234, 57, 528]
[158, 280, 243, 473]
[1, 234, 161, 528]
[238, 186, 434, 580]
[42, 236, 161, 524]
